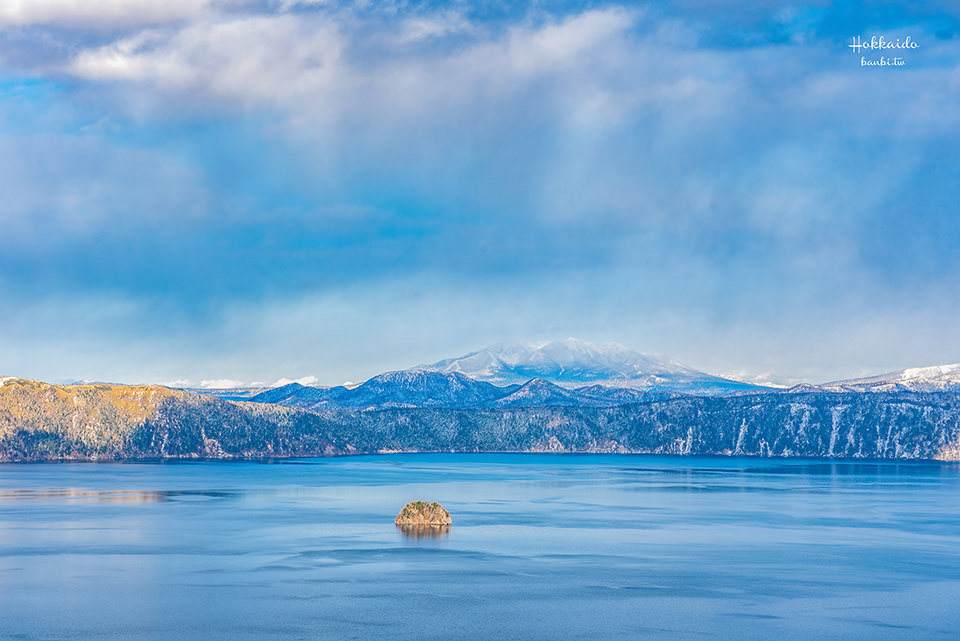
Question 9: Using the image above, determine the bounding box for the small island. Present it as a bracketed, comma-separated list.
[395, 501, 452, 527]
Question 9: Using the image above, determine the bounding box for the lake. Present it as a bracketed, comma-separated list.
[1, 454, 959, 640]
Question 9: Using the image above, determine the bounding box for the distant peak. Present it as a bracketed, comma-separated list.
[522, 377, 558, 387]
[416, 339, 761, 393]
[900, 363, 960, 381]
[823, 361, 960, 392]
[276, 382, 308, 390]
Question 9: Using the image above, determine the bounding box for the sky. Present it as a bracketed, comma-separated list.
[0, 0, 958, 387]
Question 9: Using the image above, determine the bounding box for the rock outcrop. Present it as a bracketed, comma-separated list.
[395, 501, 452, 526]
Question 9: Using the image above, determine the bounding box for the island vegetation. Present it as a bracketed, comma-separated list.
[395, 501, 452, 526]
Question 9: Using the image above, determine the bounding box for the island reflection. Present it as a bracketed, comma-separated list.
[396, 524, 451, 539]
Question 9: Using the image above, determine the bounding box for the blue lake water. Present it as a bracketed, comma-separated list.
[2, 454, 960, 640]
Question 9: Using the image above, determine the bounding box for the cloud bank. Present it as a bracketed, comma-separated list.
[0, 1, 958, 385]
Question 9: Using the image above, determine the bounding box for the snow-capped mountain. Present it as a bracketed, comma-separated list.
[822, 363, 960, 392]
[416, 338, 761, 393]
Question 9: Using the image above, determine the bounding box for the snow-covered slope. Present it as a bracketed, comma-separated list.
[822, 363, 960, 392]
[344, 370, 509, 408]
[248, 382, 352, 408]
[418, 338, 762, 393]
[249, 370, 514, 410]
[490, 378, 590, 408]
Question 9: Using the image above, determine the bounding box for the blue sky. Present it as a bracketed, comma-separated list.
[0, 0, 958, 386]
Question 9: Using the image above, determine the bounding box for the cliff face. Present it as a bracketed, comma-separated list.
[0, 379, 188, 461]
[0, 379, 348, 462]
[2, 379, 960, 461]
[311, 393, 960, 460]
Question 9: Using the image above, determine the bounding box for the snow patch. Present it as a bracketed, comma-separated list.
[826, 362, 960, 392]
[900, 364, 960, 381]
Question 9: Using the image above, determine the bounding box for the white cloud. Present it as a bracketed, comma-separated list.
[0, 0, 218, 28]
[272, 375, 320, 386]
[276, 0, 331, 9]
[69, 8, 640, 123]
[394, 11, 472, 44]
[54, 4, 959, 146]
[160, 378, 193, 388]
[73, 14, 347, 109]
[200, 378, 245, 388]
[501, 8, 634, 76]
[719, 371, 793, 387]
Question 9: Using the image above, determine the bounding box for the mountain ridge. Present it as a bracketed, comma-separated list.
[247, 370, 679, 410]
[823, 363, 960, 393]
[190, 342, 960, 405]
[4, 376, 960, 462]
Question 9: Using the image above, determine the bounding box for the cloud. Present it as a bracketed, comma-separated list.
[393, 10, 473, 44]
[160, 378, 193, 387]
[1, 2, 959, 386]
[7, 4, 958, 303]
[272, 375, 320, 386]
[718, 371, 792, 387]
[58, 3, 958, 132]
[0, 0, 219, 29]
[200, 378, 245, 388]
[73, 14, 348, 110]
[68, 8, 639, 120]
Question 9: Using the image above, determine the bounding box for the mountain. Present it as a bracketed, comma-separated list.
[209, 339, 766, 410]
[573, 384, 678, 404]
[821, 363, 960, 393]
[249, 382, 354, 409]
[0, 377, 351, 462]
[249, 370, 515, 410]
[325, 370, 511, 409]
[4, 376, 960, 461]
[417, 338, 762, 393]
[490, 378, 590, 408]
[248, 372, 674, 411]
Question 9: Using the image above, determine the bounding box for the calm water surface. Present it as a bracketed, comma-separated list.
[1, 454, 959, 640]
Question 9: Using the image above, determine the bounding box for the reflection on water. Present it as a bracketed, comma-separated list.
[0, 487, 236, 503]
[397, 524, 451, 539]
